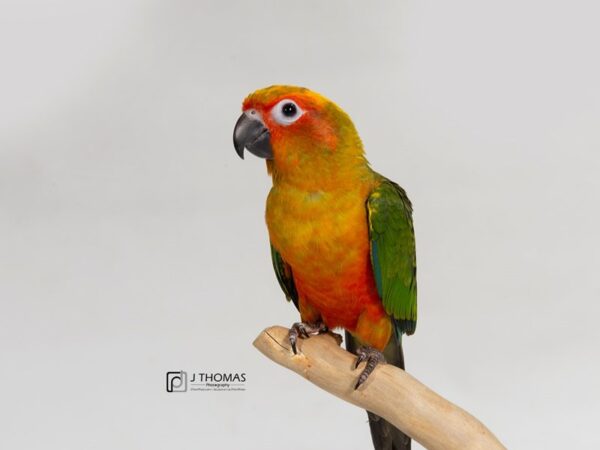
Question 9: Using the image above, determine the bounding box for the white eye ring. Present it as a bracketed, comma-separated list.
[271, 99, 304, 126]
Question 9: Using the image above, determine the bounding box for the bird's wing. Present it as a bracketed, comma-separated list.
[270, 244, 299, 310]
[367, 179, 417, 335]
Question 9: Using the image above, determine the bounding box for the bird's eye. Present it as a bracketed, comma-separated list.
[271, 99, 304, 125]
[281, 102, 296, 117]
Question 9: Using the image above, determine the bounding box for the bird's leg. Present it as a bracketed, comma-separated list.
[354, 346, 386, 389]
[288, 321, 330, 354]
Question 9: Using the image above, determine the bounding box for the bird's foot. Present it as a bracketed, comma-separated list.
[288, 321, 330, 354]
[354, 346, 386, 390]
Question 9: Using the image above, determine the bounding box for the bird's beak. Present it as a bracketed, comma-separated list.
[233, 112, 273, 160]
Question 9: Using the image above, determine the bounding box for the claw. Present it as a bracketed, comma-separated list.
[289, 328, 299, 354]
[329, 331, 344, 347]
[354, 346, 386, 390]
[354, 349, 368, 369]
[287, 321, 328, 354]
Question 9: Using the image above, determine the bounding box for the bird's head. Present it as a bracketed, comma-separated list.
[233, 85, 368, 187]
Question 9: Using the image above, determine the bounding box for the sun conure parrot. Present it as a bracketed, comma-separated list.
[233, 85, 417, 450]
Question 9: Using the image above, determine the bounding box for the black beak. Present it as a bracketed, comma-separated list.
[233, 112, 273, 160]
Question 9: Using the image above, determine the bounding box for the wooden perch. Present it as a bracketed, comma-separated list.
[253, 326, 505, 450]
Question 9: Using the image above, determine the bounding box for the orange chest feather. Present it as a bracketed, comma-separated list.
[265, 183, 383, 326]
[266, 186, 369, 276]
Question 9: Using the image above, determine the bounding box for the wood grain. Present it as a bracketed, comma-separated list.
[253, 325, 506, 450]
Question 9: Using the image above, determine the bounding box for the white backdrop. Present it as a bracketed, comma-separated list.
[1, 1, 599, 449]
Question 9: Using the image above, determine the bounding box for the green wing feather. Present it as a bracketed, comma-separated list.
[367, 178, 417, 335]
[270, 244, 299, 310]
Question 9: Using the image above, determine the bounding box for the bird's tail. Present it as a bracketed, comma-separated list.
[345, 328, 411, 450]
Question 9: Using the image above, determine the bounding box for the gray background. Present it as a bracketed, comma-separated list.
[1, 1, 599, 449]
